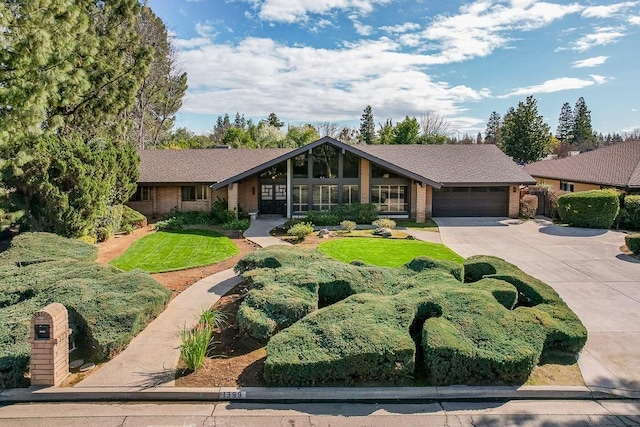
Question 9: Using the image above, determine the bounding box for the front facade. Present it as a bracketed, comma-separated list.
[130, 137, 535, 221]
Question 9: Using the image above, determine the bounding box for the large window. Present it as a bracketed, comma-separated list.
[313, 145, 339, 178]
[312, 185, 338, 210]
[292, 154, 309, 178]
[342, 185, 359, 205]
[292, 185, 308, 212]
[371, 185, 408, 212]
[372, 164, 401, 179]
[181, 185, 208, 201]
[130, 186, 152, 202]
[343, 152, 360, 178]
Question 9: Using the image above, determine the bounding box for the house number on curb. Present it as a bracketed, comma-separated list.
[219, 391, 246, 399]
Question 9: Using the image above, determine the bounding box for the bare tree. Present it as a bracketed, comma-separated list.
[315, 122, 340, 138]
[420, 110, 451, 138]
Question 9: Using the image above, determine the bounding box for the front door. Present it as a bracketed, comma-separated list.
[260, 183, 287, 214]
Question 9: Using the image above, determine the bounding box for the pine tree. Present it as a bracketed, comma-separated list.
[572, 97, 595, 147]
[556, 102, 574, 144]
[500, 96, 551, 163]
[484, 112, 502, 144]
[359, 105, 375, 144]
[129, 6, 187, 149]
[265, 113, 284, 129]
[377, 120, 394, 145]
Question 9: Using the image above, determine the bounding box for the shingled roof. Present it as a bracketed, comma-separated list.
[138, 148, 293, 183]
[524, 140, 640, 189]
[139, 138, 535, 187]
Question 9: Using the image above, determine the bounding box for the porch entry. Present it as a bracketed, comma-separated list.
[260, 183, 287, 214]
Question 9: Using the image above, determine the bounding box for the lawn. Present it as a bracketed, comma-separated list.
[110, 229, 239, 273]
[317, 237, 464, 267]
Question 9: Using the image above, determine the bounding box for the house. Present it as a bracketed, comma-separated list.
[129, 137, 535, 222]
[524, 140, 640, 193]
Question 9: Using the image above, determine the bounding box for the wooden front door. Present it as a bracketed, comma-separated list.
[260, 183, 287, 214]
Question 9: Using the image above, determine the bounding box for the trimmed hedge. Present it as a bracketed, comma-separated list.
[618, 195, 640, 230]
[236, 247, 587, 386]
[463, 255, 587, 352]
[0, 233, 170, 388]
[121, 205, 147, 228]
[626, 233, 640, 255]
[557, 190, 620, 229]
[0, 232, 98, 265]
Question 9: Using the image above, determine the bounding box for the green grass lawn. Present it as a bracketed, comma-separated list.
[395, 218, 439, 231]
[110, 229, 239, 273]
[317, 237, 464, 267]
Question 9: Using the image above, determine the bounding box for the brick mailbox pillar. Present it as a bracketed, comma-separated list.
[28, 303, 72, 386]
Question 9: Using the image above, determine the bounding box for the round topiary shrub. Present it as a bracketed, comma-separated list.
[626, 233, 640, 255]
[372, 218, 396, 229]
[340, 220, 356, 232]
[557, 190, 620, 229]
[287, 222, 314, 240]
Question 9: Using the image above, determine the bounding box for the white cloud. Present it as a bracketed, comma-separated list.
[572, 56, 608, 68]
[252, 0, 393, 23]
[582, 1, 639, 18]
[589, 74, 609, 84]
[629, 16, 640, 25]
[498, 76, 607, 98]
[175, 35, 488, 124]
[349, 15, 374, 35]
[415, 1, 583, 64]
[380, 22, 421, 34]
[572, 26, 625, 52]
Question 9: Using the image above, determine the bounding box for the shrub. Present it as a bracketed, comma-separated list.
[154, 216, 184, 231]
[626, 233, 640, 255]
[304, 204, 379, 225]
[372, 218, 396, 229]
[0, 232, 98, 265]
[340, 220, 356, 232]
[222, 219, 250, 231]
[520, 194, 538, 219]
[287, 222, 314, 240]
[0, 234, 170, 387]
[619, 195, 640, 230]
[243, 247, 586, 386]
[304, 211, 340, 226]
[557, 190, 620, 228]
[180, 324, 213, 372]
[121, 205, 147, 229]
[547, 188, 566, 219]
[464, 255, 587, 352]
[94, 205, 124, 242]
[404, 256, 463, 281]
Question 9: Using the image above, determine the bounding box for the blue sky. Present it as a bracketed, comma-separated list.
[147, 0, 640, 138]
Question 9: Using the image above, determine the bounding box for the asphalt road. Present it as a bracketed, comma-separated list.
[0, 400, 639, 426]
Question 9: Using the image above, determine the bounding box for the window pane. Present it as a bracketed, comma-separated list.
[312, 185, 338, 210]
[275, 184, 286, 200]
[313, 145, 339, 178]
[181, 186, 195, 201]
[260, 161, 287, 179]
[261, 185, 273, 199]
[342, 152, 359, 178]
[343, 185, 359, 205]
[293, 185, 308, 212]
[371, 164, 400, 179]
[293, 154, 308, 178]
[371, 185, 407, 212]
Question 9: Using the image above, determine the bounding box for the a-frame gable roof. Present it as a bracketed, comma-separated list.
[211, 136, 442, 190]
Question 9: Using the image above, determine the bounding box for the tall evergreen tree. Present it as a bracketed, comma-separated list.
[130, 5, 187, 149]
[265, 112, 284, 129]
[359, 105, 375, 144]
[500, 96, 551, 163]
[556, 102, 574, 144]
[484, 111, 502, 144]
[572, 97, 595, 146]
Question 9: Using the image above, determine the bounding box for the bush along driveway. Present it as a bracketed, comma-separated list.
[435, 217, 640, 396]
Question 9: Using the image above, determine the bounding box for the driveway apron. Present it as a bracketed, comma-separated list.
[435, 217, 640, 395]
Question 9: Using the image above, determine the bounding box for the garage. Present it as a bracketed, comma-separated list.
[432, 186, 509, 217]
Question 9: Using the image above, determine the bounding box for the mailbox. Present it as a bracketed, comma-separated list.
[34, 324, 50, 340]
[29, 303, 72, 386]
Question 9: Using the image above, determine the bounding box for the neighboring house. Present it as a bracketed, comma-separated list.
[524, 140, 640, 193]
[129, 137, 535, 221]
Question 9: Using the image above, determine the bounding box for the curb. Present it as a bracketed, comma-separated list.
[2, 385, 636, 404]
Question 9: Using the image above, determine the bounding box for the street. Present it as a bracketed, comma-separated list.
[0, 400, 639, 426]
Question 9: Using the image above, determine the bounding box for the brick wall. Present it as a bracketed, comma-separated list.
[509, 185, 520, 218]
[360, 159, 370, 204]
[155, 186, 180, 216]
[238, 176, 259, 213]
[416, 184, 427, 223]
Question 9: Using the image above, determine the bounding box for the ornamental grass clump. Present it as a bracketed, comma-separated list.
[372, 218, 396, 229]
[180, 324, 213, 372]
[340, 220, 356, 232]
[287, 222, 314, 241]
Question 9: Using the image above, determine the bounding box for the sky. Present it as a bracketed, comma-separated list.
[147, 0, 640, 138]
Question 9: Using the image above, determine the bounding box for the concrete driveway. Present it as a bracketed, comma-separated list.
[435, 217, 640, 397]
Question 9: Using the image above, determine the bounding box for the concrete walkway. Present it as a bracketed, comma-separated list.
[76, 217, 290, 389]
[435, 217, 640, 398]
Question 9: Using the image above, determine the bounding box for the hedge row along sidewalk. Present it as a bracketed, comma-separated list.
[234, 247, 587, 386]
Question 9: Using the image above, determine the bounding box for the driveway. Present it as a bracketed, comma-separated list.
[435, 217, 640, 396]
